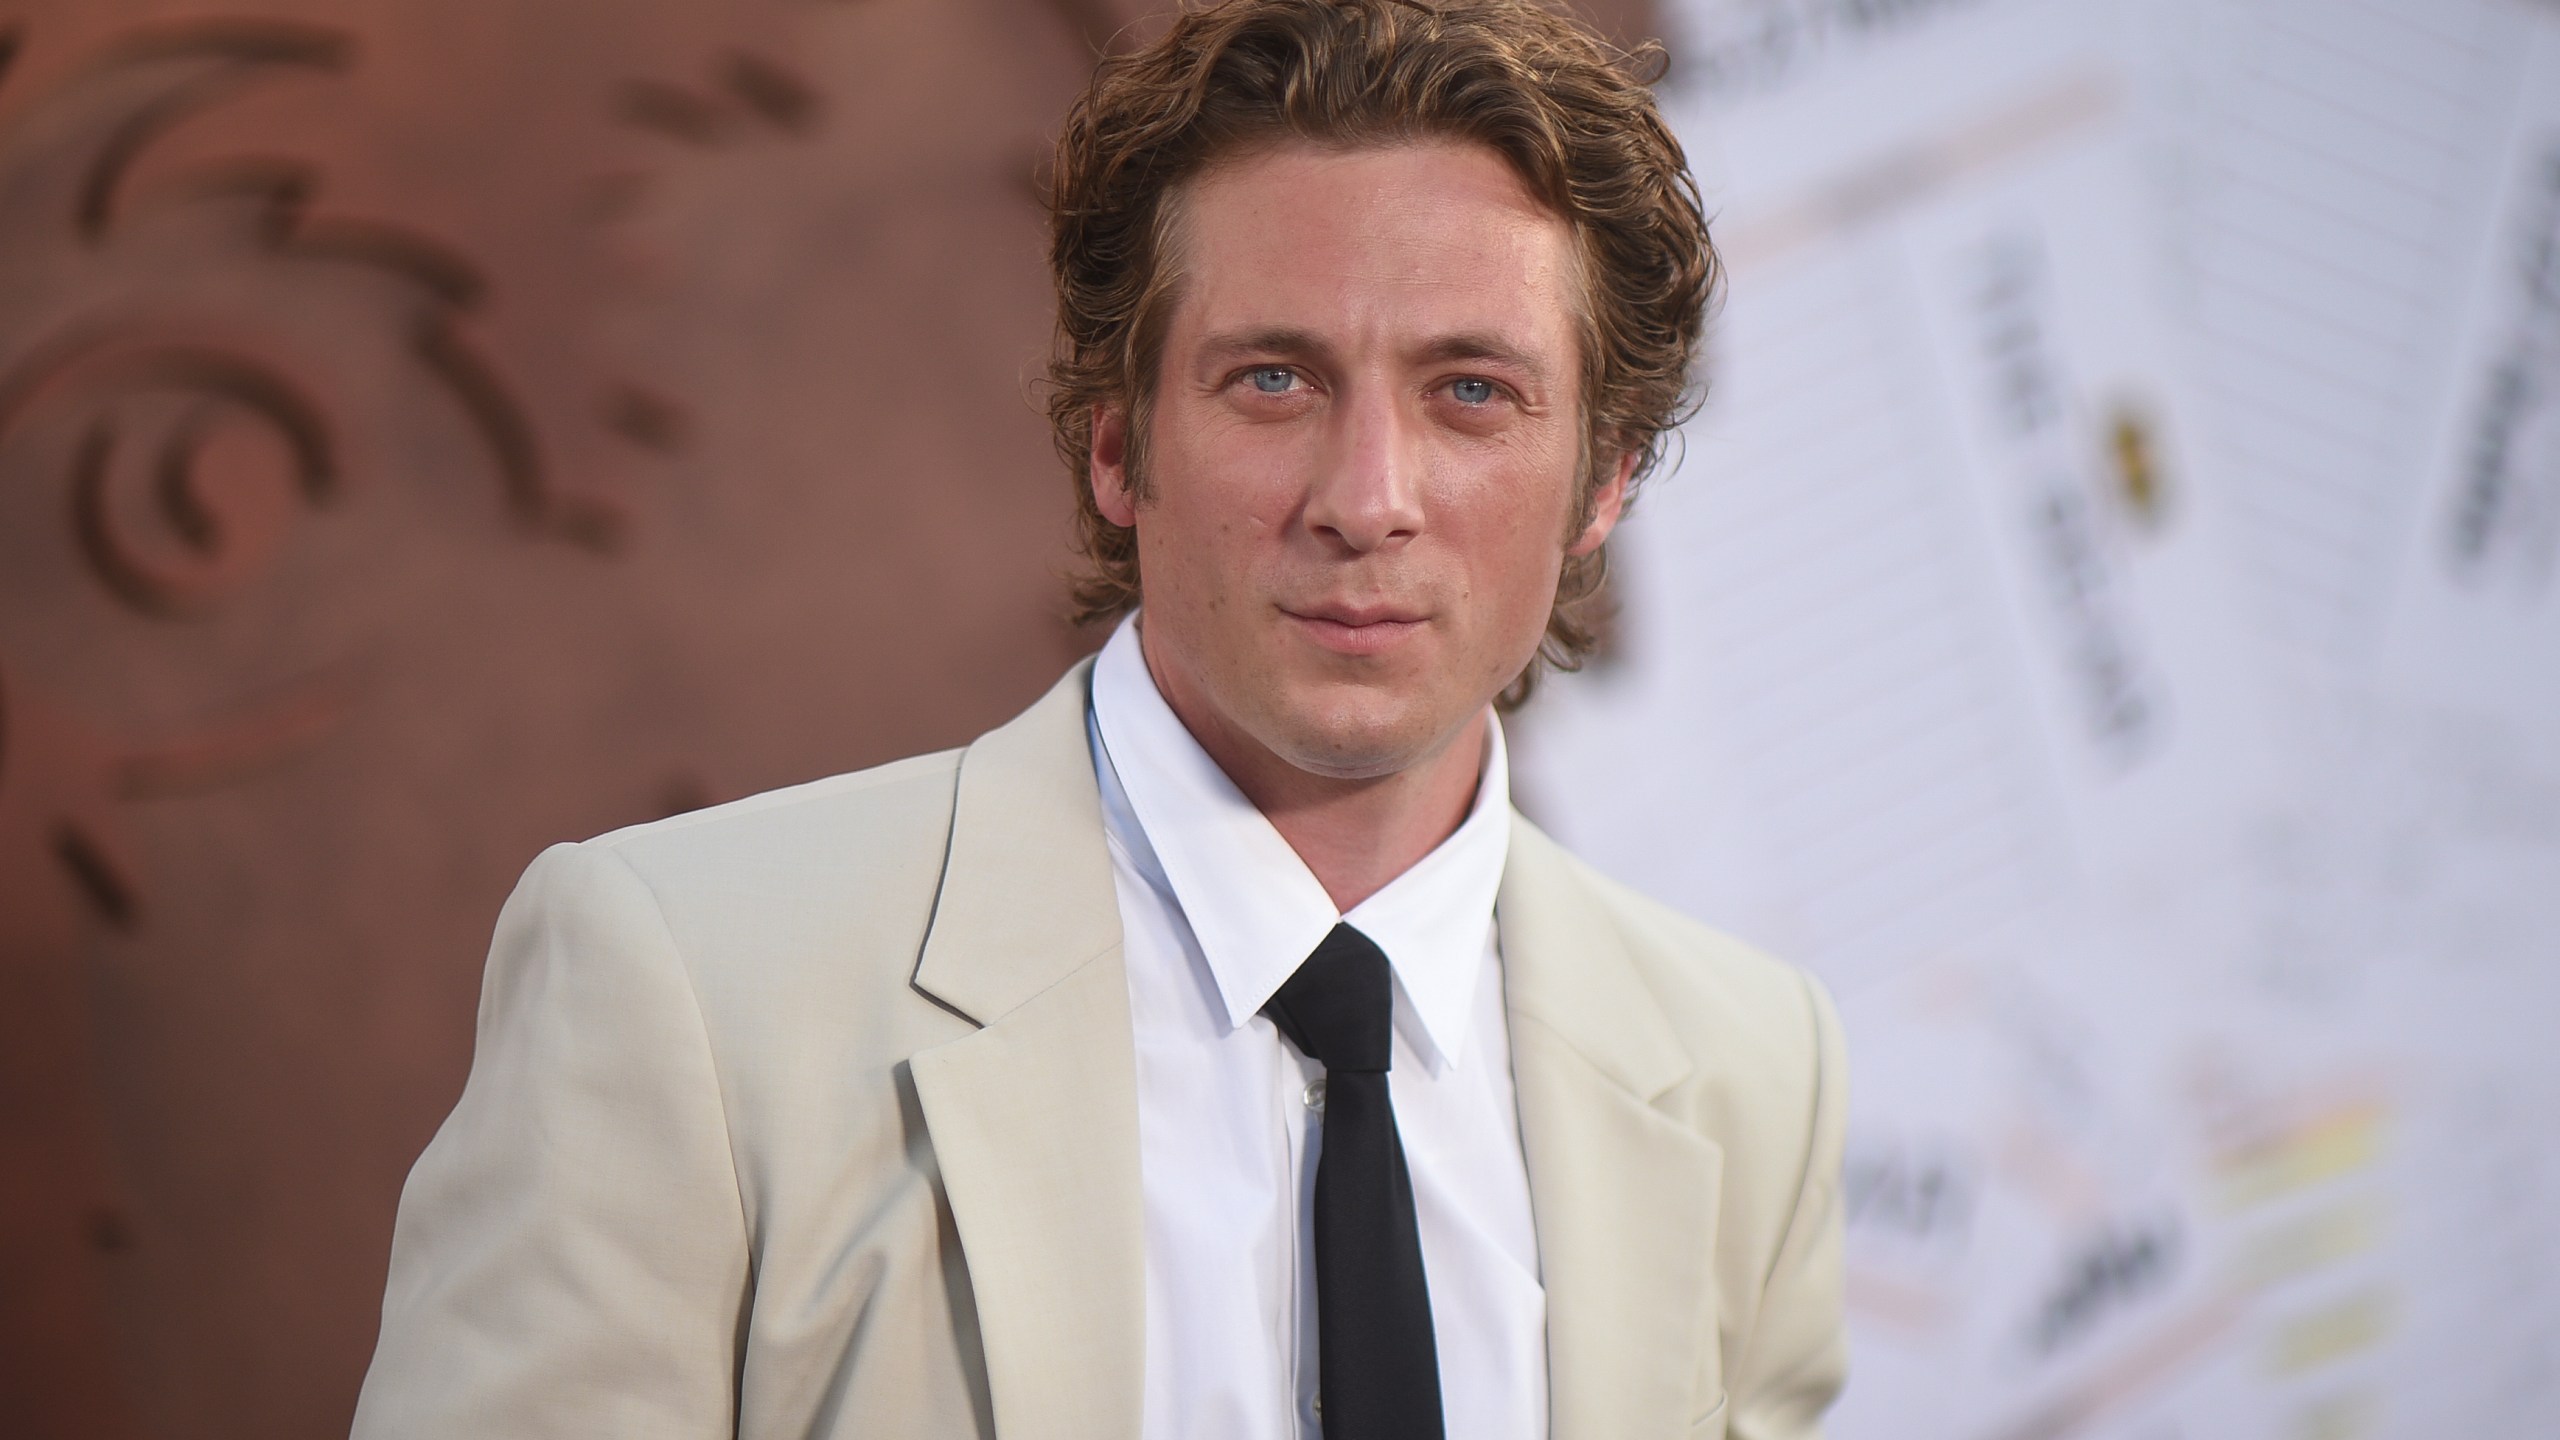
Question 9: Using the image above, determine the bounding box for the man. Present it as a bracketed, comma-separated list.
[352, 2, 1847, 1437]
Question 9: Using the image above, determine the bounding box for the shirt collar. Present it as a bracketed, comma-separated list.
[1088, 614, 1511, 1071]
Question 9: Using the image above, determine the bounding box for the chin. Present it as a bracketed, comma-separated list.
[1257, 688, 1455, 781]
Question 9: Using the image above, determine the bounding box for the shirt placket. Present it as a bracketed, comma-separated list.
[1282, 1039, 1326, 1438]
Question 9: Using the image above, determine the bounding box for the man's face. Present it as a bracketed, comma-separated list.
[1091, 140, 1626, 783]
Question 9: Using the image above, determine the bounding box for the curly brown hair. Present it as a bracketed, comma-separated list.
[1045, 0, 1717, 691]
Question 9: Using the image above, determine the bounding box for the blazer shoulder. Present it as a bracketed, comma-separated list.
[1521, 826, 1841, 1160]
[586, 748, 962, 884]
[558, 748, 969, 996]
[1535, 831, 1826, 1045]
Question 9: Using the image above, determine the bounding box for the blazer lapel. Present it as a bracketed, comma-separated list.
[907, 660, 1145, 1440]
[1500, 818, 1724, 1440]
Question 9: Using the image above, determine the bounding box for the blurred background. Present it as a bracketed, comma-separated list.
[0, 0, 2551, 1437]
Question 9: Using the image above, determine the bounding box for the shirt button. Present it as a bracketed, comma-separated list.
[1303, 1079, 1326, 1113]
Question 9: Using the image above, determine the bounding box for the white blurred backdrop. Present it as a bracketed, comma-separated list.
[1515, 1, 2560, 1435]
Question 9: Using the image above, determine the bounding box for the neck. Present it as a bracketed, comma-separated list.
[1139, 640, 1487, 914]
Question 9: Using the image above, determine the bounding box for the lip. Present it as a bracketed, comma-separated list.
[1281, 603, 1429, 657]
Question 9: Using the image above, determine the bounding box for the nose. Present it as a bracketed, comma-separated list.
[1302, 380, 1425, 553]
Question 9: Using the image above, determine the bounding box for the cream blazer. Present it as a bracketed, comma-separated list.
[352, 660, 1848, 1440]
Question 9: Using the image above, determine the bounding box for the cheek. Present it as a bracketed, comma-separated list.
[1137, 463, 1287, 612]
[1488, 530, 1567, 629]
[1448, 455, 1579, 581]
[1152, 429, 1300, 550]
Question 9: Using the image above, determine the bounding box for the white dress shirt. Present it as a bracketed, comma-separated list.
[1086, 616, 1548, 1440]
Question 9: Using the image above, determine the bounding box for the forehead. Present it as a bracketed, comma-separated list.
[1165, 139, 1585, 349]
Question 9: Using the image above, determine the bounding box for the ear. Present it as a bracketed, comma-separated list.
[1090, 403, 1139, 528]
[1566, 447, 1635, 557]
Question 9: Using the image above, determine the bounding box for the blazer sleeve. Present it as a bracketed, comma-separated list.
[351, 841, 751, 1439]
[1728, 972, 1850, 1440]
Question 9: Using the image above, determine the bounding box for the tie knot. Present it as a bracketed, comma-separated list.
[1262, 923, 1394, 1073]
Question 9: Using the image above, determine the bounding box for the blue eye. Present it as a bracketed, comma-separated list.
[1451, 377, 1496, 405]
[1249, 367, 1296, 394]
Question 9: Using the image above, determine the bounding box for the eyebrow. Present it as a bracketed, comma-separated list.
[1196, 327, 1336, 368]
[1413, 331, 1550, 384]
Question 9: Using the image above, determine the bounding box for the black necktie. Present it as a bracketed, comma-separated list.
[1261, 923, 1445, 1440]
